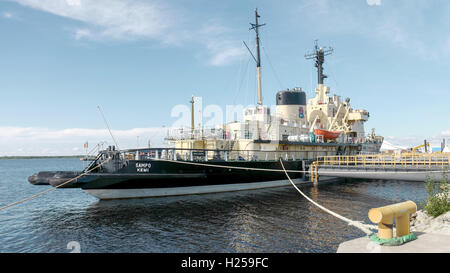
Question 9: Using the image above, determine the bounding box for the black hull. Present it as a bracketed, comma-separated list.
[75, 159, 305, 190]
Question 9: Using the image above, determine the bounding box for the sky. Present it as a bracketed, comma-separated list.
[0, 0, 449, 155]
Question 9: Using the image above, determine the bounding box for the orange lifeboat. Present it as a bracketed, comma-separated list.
[314, 129, 341, 140]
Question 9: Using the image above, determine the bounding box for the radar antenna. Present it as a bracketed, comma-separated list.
[305, 40, 333, 85]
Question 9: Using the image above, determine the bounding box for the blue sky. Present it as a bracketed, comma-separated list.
[0, 0, 449, 155]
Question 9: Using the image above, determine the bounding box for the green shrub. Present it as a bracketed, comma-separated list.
[422, 171, 450, 217]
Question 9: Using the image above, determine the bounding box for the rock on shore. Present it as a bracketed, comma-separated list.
[411, 210, 450, 235]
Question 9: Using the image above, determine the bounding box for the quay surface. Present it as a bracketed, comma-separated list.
[337, 233, 450, 253]
[338, 210, 450, 253]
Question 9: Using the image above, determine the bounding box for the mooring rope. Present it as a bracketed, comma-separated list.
[278, 159, 377, 235]
[152, 157, 377, 234]
[0, 158, 112, 212]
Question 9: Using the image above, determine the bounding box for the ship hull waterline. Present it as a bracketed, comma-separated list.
[73, 159, 322, 200]
[84, 179, 311, 200]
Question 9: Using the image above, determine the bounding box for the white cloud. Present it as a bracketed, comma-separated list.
[383, 130, 450, 151]
[295, 0, 450, 62]
[380, 140, 406, 151]
[2, 126, 448, 156]
[0, 126, 169, 140]
[13, 0, 172, 39]
[66, 0, 81, 6]
[74, 28, 92, 40]
[0, 126, 169, 156]
[2, 12, 14, 19]
[11, 0, 244, 66]
[198, 23, 246, 66]
[209, 47, 245, 66]
[366, 0, 381, 6]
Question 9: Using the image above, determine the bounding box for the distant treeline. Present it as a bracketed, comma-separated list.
[0, 155, 84, 160]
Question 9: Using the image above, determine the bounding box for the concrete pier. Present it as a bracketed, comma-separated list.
[337, 232, 450, 253]
[317, 165, 449, 182]
[312, 153, 450, 182]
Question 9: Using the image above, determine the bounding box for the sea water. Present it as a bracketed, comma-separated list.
[0, 158, 427, 253]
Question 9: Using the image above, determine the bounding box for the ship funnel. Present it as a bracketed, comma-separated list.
[276, 88, 307, 124]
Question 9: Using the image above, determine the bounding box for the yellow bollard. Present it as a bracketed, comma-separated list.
[377, 218, 393, 239]
[396, 214, 411, 237]
[368, 201, 417, 239]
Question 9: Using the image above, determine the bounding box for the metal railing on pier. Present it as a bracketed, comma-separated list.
[316, 153, 450, 168]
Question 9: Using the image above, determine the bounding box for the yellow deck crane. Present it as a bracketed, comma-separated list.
[412, 142, 430, 153]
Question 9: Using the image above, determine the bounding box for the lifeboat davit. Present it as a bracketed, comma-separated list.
[314, 129, 341, 140]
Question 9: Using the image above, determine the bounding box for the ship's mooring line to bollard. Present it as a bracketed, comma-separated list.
[0, 158, 112, 212]
[151, 158, 448, 174]
[278, 159, 377, 235]
[152, 158, 378, 234]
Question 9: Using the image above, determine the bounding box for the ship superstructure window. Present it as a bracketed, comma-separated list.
[244, 122, 251, 139]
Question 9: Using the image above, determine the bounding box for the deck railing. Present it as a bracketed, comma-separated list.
[117, 148, 314, 162]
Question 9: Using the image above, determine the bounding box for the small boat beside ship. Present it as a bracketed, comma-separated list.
[28, 9, 383, 199]
[28, 171, 81, 186]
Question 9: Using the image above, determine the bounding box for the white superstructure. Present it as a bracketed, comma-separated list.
[167, 11, 383, 160]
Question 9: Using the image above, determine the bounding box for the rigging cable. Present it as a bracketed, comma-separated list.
[327, 53, 340, 91]
[97, 106, 120, 150]
[233, 57, 252, 106]
[261, 43, 284, 90]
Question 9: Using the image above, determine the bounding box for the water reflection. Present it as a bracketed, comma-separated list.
[21, 179, 426, 253]
[0, 157, 428, 253]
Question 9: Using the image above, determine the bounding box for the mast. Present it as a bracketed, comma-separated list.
[190, 95, 195, 138]
[305, 40, 333, 85]
[250, 8, 265, 107]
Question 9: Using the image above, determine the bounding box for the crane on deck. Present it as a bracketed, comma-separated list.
[412, 141, 430, 153]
